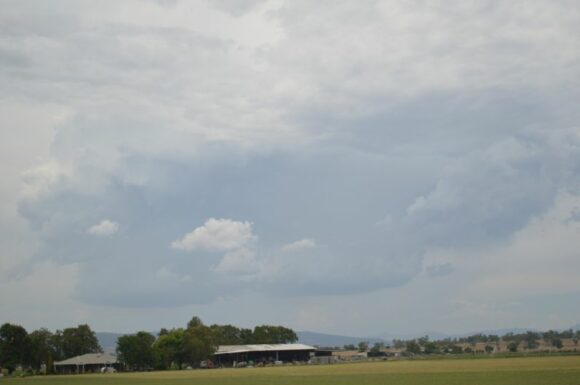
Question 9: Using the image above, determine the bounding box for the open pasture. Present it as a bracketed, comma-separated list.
[3, 356, 580, 385]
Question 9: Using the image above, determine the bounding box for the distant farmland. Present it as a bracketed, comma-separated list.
[3, 356, 580, 385]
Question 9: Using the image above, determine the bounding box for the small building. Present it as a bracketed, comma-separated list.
[53, 353, 120, 374]
[212, 344, 316, 366]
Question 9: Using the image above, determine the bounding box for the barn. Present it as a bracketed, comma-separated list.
[212, 344, 316, 366]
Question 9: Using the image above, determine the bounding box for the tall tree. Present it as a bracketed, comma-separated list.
[117, 332, 156, 370]
[423, 342, 440, 354]
[183, 317, 216, 366]
[524, 332, 539, 350]
[358, 341, 369, 352]
[210, 324, 243, 345]
[239, 328, 254, 344]
[60, 324, 102, 358]
[27, 328, 56, 373]
[405, 340, 421, 354]
[152, 329, 186, 369]
[370, 342, 384, 354]
[187, 317, 203, 329]
[252, 325, 298, 344]
[0, 323, 29, 373]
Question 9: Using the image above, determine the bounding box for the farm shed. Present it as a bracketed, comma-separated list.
[53, 352, 120, 374]
[212, 344, 316, 366]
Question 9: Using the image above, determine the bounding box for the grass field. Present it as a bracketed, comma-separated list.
[3, 356, 580, 385]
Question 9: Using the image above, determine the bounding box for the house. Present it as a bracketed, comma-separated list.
[53, 352, 120, 374]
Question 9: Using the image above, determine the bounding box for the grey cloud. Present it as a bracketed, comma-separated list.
[16, 115, 580, 308]
[3, 0, 580, 335]
[207, 0, 267, 16]
[404, 128, 580, 248]
[425, 262, 454, 278]
[0, 47, 30, 67]
[17, 114, 432, 305]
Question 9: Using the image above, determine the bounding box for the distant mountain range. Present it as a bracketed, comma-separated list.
[96, 332, 125, 352]
[296, 331, 387, 347]
[96, 324, 580, 352]
[297, 328, 543, 347]
[298, 325, 580, 347]
[95, 331, 386, 351]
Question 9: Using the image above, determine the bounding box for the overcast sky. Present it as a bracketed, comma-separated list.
[2, 0, 580, 338]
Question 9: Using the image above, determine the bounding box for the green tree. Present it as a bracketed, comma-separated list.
[423, 341, 439, 354]
[252, 325, 297, 344]
[507, 341, 518, 352]
[183, 322, 216, 366]
[405, 340, 421, 355]
[152, 329, 186, 369]
[0, 323, 30, 373]
[357, 341, 369, 352]
[543, 330, 557, 342]
[187, 316, 203, 329]
[210, 324, 243, 345]
[488, 335, 500, 342]
[49, 330, 65, 361]
[27, 328, 56, 373]
[368, 342, 384, 357]
[239, 328, 254, 344]
[551, 338, 563, 349]
[60, 324, 102, 358]
[524, 332, 540, 350]
[370, 342, 384, 354]
[116, 332, 156, 370]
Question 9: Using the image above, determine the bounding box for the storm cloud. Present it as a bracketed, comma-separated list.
[2, 0, 580, 336]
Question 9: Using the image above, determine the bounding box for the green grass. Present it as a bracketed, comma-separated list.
[3, 356, 580, 385]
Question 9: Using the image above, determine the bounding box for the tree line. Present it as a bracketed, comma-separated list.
[0, 317, 297, 374]
[117, 317, 298, 370]
[320, 329, 580, 356]
[373, 329, 580, 356]
[0, 323, 101, 374]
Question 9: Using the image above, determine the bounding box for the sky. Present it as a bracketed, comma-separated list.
[1, 0, 580, 338]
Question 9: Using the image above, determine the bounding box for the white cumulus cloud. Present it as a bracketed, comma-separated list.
[280, 238, 317, 253]
[87, 220, 119, 236]
[213, 248, 260, 275]
[171, 218, 256, 252]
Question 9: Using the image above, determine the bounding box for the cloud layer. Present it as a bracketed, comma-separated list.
[1, 0, 580, 336]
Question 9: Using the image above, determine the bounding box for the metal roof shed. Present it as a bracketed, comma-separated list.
[53, 353, 120, 374]
[212, 344, 316, 366]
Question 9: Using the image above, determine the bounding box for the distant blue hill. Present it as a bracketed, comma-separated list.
[97, 324, 580, 352]
[97, 331, 386, 351]
[96, 332, 125, 352]
[297, 331, 387, 347]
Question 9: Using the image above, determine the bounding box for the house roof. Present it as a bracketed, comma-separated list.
[214, 343, 316, 355]
[54, 352, 118, 366]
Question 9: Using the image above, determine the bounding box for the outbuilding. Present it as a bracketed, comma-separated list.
[53, 352, 120, 374]
[212, 344, 316, 366]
